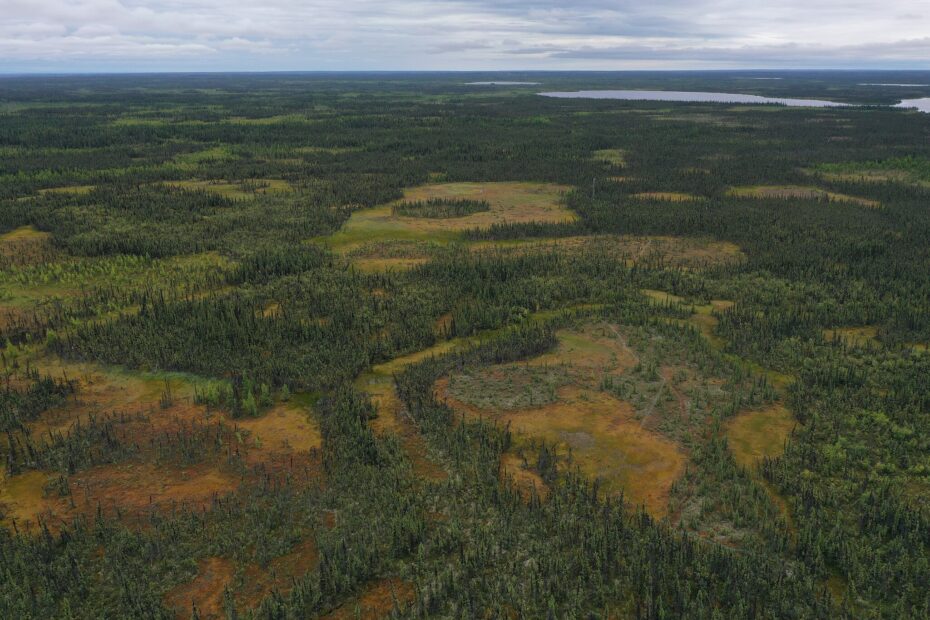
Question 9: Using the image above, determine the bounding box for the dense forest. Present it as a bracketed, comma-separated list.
[1, 72, 930, 618]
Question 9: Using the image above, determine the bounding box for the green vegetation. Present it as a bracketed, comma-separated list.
[0, 71, 929, 618]
[391, 197, 490, 218]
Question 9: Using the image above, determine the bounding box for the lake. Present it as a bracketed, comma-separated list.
[895, 98, 930, 113]
[538, 90, 850, 108]
[467, 81, 540, 86]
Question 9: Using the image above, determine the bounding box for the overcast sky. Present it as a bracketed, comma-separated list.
[3, 0, 930, 72]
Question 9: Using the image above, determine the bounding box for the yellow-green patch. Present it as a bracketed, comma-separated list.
[632, 192, 703, 202]
[162, 178, 292, 200]
[38, 185, 95, 196]
[320, 182, 574, 254]
[592, 149, 626, 166]
[726, 185, 879, 208]
[823, 326, 881, 348]
[726, 405, 795, 469]
[174, 146, 237, 167]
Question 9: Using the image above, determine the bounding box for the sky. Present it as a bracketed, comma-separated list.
[2, 0, 930, 73]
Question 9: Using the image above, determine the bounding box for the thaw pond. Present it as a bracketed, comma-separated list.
[539, 90, 851, 108]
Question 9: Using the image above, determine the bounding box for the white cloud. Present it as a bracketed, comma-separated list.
[0, 0, 928, 71]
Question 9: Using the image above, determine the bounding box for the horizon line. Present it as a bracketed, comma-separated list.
[4, 68, 930, 78]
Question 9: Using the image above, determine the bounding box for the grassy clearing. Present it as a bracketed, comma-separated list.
[501, 453, 548, 501]
[440, 382, 684, 518]
[174, 146, 237, 167]
[0, 348, 322, 531]
[165, 537, 320, 619]
[0, 251, 233, 327]
[356, 307, 603, 482]
[726, 185, 879, 208]
[592, 149, 626, 166]
[470, 235, 745, 269]
[110, 116, 172, 127]
[823, 325, 881, 348]
[438, 322, 688, 518]
[642, 289, 798, 397]
[164, 556, 235, 620]
[351, 257, 429, 274]
[294, 145, 363, 155]
[726, 405, 795, 469]
[644, 288, 733, 350]
[0, 226, 57, 269]
[37, 185, 95, 196]
[356, 373, 446, 482]
[1, 463, 238, 533]
[162, 179, 292, 200]
[321, 182, 574, 254]
[234, 402, 323, 459]
[228, 114, 311, 125]
[810, 157, 930, 189]
[632, 192, 703, 202]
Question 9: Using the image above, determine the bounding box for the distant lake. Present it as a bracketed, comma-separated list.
[467, 81, 540, 86]
[538, 90, 850, 108]
[896, 98, 930, 113]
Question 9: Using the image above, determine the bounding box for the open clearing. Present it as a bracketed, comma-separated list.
[470, 235, 744, 269]
[37, 185, 95, 196]
[810, 158, 930, 189]
[726, 185, 879, 208]
[823, 325, 881, 348]
[0, 226, 57, 269]
[162, 178, 293, 200]
[726, 404, 795, 469]
[0, 251, 232, 336]
[643, 288, 734, 350]
[351, 257, 429, 274]
[355, 309, 612, 483]
[632, 192, 703, 202]
[436, 322, 688, 518]
[164, 537, 320, 619]
[164, 557, 235, 620]
[322, 182, 574, 254]
[356, 370, 447, 481]
[0, 352, 322, 531]
[592, 149, 626, 166]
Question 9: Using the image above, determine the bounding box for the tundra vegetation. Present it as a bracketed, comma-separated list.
[1, 71, 930, 619]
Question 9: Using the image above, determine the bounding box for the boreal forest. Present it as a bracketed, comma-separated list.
[1, 72, 930, 618]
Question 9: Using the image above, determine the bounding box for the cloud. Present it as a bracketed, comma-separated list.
[0, 0, 928, 71]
